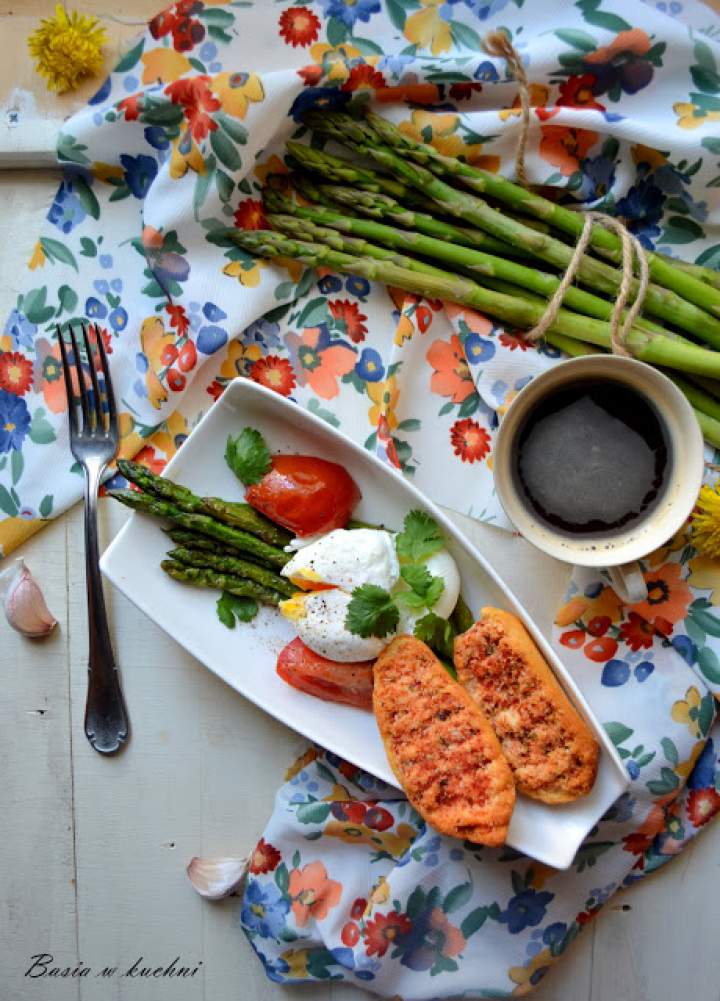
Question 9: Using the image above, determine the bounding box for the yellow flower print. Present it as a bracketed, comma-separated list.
[676, 739, 706, 780]
[255, 154, 288, 186]
[367, 375, 400, 430]
[28, 241, 46, 270]
[674, 101, 720, 130]
[367, 875, 391, 910]
[554, 585, 624, 628]
[140, 47, 191, 84]
[671, 686, 705, 738]
[223, 259, 264, 287]
[169, 134, 206, 179]
[92, 161, 124, 183]
[499, 83, 549, 120]
[323, 819, 418, 857]
[149, 410, 189, 461]
[645, 524, 690, 569]
[211, 71, 264, 119]
[280, 949, 311, 979]
[404, 0, 452, 55]
[399, 110, 488, 164]
[394, 313, 415, 346]
[218, 339, 262, 381]
[687, 554, 720, 604]
[308, 41, 362, 83]
[139, 315, 174, 410]
[284, 747, 318, 781]
[631, 143, 668, 169]
[509, 947, 555, 996]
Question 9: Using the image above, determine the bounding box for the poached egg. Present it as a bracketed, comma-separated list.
[281, 528, 399, 593]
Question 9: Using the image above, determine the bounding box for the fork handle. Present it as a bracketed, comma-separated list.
[83, 465, 130, 754]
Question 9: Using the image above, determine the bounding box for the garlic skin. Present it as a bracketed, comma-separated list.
[1, 559, 58, 638]
[186, 856, 247, 900]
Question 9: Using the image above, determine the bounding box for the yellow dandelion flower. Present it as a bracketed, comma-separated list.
[28, 5, 106, 94]
[690, 481, 720, 558]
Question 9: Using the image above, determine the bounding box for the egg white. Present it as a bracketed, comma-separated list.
[281, 528, 399, 592]
[280, 589, 390, 662]
[396, 547, 461, 635]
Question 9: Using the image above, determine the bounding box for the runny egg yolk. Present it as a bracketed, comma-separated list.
[279, 593, 310, 622]
[288, 569, 335, 591]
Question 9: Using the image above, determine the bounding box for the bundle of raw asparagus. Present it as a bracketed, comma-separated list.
[109, 461, 293, 605]
[229, 110, 720, 446]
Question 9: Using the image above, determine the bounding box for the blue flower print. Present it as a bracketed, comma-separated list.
[253, 948, 289, 984]
[199, 41, 218, 62]
[579, 153, 617, 202]
[0, 391, 31, 453]
[378, 53, 415, 77]
[345, 275, 370, 299]
[318, 0, 380, 28]
[601, 659, 631, 687]
[318, 275, 342, 294]
[243, 317, 282, 349]
[99, 254, 113, 269]
[47, 180, 87, 234]
[464, 331, 495, 364]
[144, 126, 169, 150]
[120, 153, 158, 199]
[197, 325, 228, 354]
[4, 310, 37, 352]
[93, 280, 109, 296]
[499, 888, 554, 934]
[450, 0, 510, 17]
[85, 296, 107, 319]
[615, 178, 665, 249]
[356, 348, 385, 382]
[474, 60, 500, 82]
[203, 302, 227, 322]
[289, 87, 351, 123]
[634, 661, 654, 682]
[109, 307, 128, 332]
[688, 738, 715, 790]
[241, 880, 289, 939]
[88, 76, 111, 105]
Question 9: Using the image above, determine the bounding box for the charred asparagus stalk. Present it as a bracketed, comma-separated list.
[167, 546, 296, 597]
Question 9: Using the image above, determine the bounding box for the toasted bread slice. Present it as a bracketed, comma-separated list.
[454, 608, 599, 803]
[373, 635, 515, 846]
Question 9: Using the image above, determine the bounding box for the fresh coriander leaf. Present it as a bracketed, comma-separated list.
[396, 509, 444, 562]
[451, 595, 475, 634]
[414, 612, 457, 663]
[225, 427, 272, 486]
[345, 584, 399, 638]
[399, 564, 445, 609]
[396, 590, 429, 611]
[216, 591, 259, 628]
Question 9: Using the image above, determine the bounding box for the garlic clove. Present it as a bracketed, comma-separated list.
[1, 559, 58, 638]
[186, 856, 247, 900]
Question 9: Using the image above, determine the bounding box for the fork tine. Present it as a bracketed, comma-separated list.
[56, 325, 78, 436]
[95, 324, 117, 429]
[82, 322, 103, 433]
[69, 324, 92, 432]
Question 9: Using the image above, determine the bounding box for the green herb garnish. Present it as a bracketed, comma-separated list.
[398, 564, 445, 611]
[345, 584, 400, 638]
[225, 427, 272, 486]
[414, 612, 457, 674]
[216, 591, 259, 628]
[395, 509, 444, 563]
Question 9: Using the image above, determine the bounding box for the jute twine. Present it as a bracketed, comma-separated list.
[482, 30, 651, 355]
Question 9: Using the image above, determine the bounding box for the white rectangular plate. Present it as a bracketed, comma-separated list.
[101, 380, 628, 869]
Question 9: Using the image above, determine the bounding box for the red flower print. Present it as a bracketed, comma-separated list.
[377, 415, 401, 469]
[341, 65, 387, 93]
[687, 788, 720, 828]
[250, 355, 296, 397]
[539, 125, 599, 177]
[653, 616, 673, 636]
[629, 563, 691, 627]
[363, 911, 412, 957]
[206, 380, 224, 401]
[499, 331, 529, 351]
[96, 326, 113, 356]
[450, 418, 491, 463]
[234, 199, 268, 231]
[365, 806, 394, 831]
[117, 93, 143, 121]
[167, 367, 186, 392]
[587, 615, 610, 637]
[584, 636, 618, 662]
[161, 344, 178, 366]
[178, 340, 197, 373]
[278, 6, 320, 47]
[165, 76, 220, 142]
[249, 837, 281, 874]
[329, 300, 368, 343]
[560, 628, 586, 649]
[166, 303, 190, 336]
[288, 860, 342, 927]
[619, 612, 656, 651]
[350, 898, 367, 920]
[133, 445, 166, 476]
[556, 74, 605, 112]
[298, 64, 324, 86]
[576, 907, 601, 926]
[415, 304, 432, 334]
[0, 351, 33, 396]
[150, 0, 205, 52]
[341, 922, 360, 946]
[426, 334, 474, 403]
[449, 82, 484, 101]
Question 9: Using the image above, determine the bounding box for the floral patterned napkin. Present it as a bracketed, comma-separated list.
[1, 0, 719, 995]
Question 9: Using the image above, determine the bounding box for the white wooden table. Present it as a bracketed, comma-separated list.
[2, 4, 720, 999]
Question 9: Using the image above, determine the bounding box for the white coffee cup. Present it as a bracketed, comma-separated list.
[493, 355, 704, 603]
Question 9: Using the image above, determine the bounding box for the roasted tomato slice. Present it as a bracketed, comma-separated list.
[276, 637, 373, 710]
[246, 455, 361, 536]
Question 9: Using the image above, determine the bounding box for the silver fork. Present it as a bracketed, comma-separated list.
[57, 322, 129, 754]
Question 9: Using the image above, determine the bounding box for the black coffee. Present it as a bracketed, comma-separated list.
[513, 378, 670, 536]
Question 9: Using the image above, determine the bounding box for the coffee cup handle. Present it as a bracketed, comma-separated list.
[606, 562, 647, 604]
